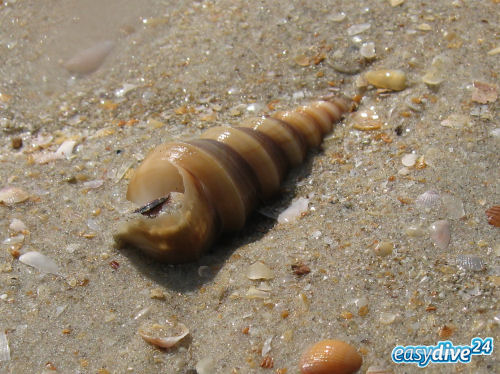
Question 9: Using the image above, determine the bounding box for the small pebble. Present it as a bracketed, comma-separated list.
[360, 42, 376, 59]
[365, 69, 406, 91]
[11, 137, 22, 149]
[374, 241, 393, 256]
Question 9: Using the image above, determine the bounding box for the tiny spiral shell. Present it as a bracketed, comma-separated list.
[114, 97, 350, 263]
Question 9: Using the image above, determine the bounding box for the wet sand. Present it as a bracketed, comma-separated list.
[0, 0, 498, 373]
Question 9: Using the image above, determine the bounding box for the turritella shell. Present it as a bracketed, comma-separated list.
[114, 98, 351, 263]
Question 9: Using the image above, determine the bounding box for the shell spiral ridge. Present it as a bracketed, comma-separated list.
[114, 97, 351, 263]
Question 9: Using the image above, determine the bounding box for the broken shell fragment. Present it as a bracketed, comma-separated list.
[0, 186, 30, 206]
[138, 320, 189, 349]
[364, 69, 406, 91]
[299, 339, 362, 374]
[19, 251, 60, 275]
[429, 220, 451, 250]
[485, 205, 500, 227]
[415, 190, 441, 210]
[247, 261, 274, 280]
[114, 98, 351, 263]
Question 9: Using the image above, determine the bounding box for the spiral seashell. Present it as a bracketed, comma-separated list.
[114, 97, 351, 263]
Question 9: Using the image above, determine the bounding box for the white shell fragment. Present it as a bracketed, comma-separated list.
[415, 190, 441, 209]
[455, 255, 485, 272]
[19, 251, 60, 275]
[262, 336, 273, 356]
[0, 186, 30, 205]
[245, 286, 270, 299]
[401, 153, 418, 167]
[441, 114, 470, 129]
[63, 40, 114, 74]
[429, 220, 451, 250]
[9, 218, 27, 232]
[277, 197, 309, 223]
[138, 320, 189, 349]
[347, 23, 371, 36]
[55, 140, 77, 159]
[422, 55, 448, 86]
[0, 331, 10, 361]
[247, 261, 274, 280]
[360, 42, 376, 59]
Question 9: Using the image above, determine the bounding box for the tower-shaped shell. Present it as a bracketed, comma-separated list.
[114, 98, 350, 263]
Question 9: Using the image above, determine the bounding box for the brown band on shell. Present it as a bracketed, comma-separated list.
[116, 97, 352, 263]
[243, 116, 307, 166]
[297, 103, 334, 134]
[233, 126, 289, 198]
[272, 110, 323, 148]
[156, 141, 250, 231]
[187, 138, 259, 230]
[311, 100, 344, 123]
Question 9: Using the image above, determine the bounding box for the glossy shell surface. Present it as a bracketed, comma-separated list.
[114, 98, 350, 263]
[299, 339, 362, 374]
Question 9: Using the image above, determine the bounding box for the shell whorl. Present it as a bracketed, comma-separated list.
[115, 98, 350, 263]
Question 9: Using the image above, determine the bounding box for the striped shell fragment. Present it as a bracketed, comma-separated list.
[114, 98, 351, 263]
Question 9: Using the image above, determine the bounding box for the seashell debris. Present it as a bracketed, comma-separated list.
[299, 339, 362, 374]
[277, 197, 310, 224]
[138, 320, 189, 349]
[364, 69, 406, 91]
[429, 220, 451, 250]
[0, 331, 10, 361]
[0, 186, 30, 206]
[415, 190, 441, 210]
[455, 255, 486, 272]
[485, 205, 500, 227]
[19, 251, 60, 275]
[247, 261, 274, 280]
[9, 218, 27, 233]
